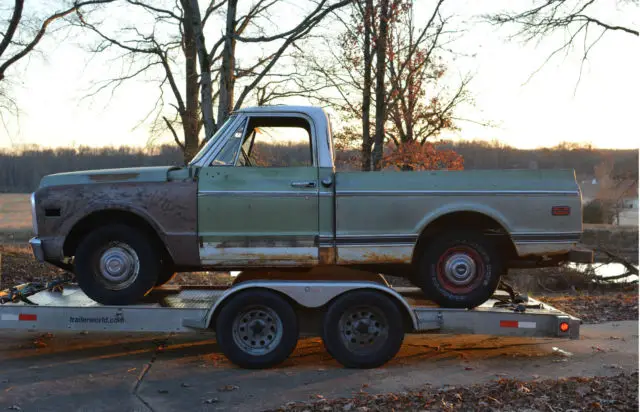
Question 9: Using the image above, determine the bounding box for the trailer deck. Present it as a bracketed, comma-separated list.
[0, 282, 579, 339]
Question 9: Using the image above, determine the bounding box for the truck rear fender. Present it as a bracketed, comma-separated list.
[412, 204, 516, 263]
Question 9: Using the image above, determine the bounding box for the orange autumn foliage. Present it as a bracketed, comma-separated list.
[381, 140, 464, 171]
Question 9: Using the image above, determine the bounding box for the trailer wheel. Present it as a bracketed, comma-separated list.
[74, 224, 159, 305]
[322, 290, 404, 369]
[418, 230, 502, 309]
[215, 289, 299, 369]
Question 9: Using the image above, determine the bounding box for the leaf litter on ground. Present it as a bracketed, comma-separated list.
[266, 372, 638, 412]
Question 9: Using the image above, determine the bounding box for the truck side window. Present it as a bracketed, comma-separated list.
[210, 120, 247, 166]
[236, 116, 313, 167]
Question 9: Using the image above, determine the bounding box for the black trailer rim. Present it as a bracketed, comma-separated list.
[231, 305, 283, 356]
[338, 305, 389, 354]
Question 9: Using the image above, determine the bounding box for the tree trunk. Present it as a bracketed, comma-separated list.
[361, 0, 373, 171]
[188, 0, 216, 139]
[372, 0, 389, 170]
[180, 0, 200, 163]
[217, 0, 238, 126]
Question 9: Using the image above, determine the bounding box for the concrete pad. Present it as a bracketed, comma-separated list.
[0, 322, 637, 412]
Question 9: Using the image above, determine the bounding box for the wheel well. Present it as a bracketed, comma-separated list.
[207, 287, 301, 329]
[413, 211, 517, 265]
[63, 210, 172, 264]
[207, 286, 415, 333]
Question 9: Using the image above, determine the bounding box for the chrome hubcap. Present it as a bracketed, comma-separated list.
[443, 253, 477, 285]
[232, 307, 282, 355]
[98, 243, 140, 289]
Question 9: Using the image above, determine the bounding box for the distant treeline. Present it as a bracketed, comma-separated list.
[0, 141, 637, 193]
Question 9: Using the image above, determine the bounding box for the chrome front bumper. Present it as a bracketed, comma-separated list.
[29, 237, 45, 262]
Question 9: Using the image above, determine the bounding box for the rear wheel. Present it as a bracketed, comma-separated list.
[321, 290, 404, 369]
[215, 289, 299, 369]
[417, 231, 503, 309]
[74, 224, 160, 305]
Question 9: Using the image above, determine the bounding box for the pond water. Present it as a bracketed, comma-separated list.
[567, 262, 639, 284]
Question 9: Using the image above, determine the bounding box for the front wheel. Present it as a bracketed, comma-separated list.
[417, 231, 503, 309]
[74, 224, 160, 305]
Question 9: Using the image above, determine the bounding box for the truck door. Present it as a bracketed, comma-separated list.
[197, 114, 320, 266]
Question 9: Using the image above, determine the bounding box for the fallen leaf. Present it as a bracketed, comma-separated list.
[218, 385, 239, 392]
[203, 398, 219, 404]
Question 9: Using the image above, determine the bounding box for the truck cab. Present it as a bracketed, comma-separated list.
[189, 106, 337, 267]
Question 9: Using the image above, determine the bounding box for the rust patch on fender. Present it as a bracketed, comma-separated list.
[319, 246, 337, 265]
[33, 180, 199, 266]
[362, 251, 408, 264]
[89, 173, 139, 181]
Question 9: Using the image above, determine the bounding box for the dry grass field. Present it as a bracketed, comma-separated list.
[0, 194, 32, 243]
[0, 194, 31, 230]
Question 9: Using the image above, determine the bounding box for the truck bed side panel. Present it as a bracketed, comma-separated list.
[334, 169, 582, 263]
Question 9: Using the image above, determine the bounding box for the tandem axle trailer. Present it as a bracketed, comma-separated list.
[0, 278, 579, 369]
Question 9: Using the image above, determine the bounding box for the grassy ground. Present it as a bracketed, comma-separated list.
[0, 194, 31, 231]
[0, 194, 32, 244]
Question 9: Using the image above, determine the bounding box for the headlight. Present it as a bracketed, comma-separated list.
[30, 192, 38, 235]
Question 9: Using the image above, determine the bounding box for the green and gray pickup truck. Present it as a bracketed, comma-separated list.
[29, 105, 593, 308]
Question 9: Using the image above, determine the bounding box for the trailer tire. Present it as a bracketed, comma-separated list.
[418, 230, 502, 309]
[215, 289, 299, 369]
[74, 224, 159, 305]
[322, 290, 404, 369]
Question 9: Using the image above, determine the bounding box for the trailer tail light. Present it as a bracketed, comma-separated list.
[559, 322, 570, 332]
[552, 206, 571, 216]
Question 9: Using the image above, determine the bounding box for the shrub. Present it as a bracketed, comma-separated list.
[583, 199, 616, 224]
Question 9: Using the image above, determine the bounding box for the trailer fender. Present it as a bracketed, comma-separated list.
[194, 281, 419, 331]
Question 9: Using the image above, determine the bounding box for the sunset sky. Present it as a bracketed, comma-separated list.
[0, 0, 638, 150]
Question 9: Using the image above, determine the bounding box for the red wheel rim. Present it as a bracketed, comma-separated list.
[435, 246, 486, 294]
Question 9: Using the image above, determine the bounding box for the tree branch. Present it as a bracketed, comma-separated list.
[0, 0, 115, 80]
[164, 116, 185, 150]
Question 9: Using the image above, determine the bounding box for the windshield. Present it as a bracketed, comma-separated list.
[188, 115, 238, 166]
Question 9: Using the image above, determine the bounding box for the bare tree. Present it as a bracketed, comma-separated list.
[295, 0, 471, 170]
[371, 0, 389, 170]
[360, 0, 373, 171]
[486, 0, 639, 81]
[0, 0, 113, 125]
[386, 4, 471, 146]
[74, 0, 352, 163]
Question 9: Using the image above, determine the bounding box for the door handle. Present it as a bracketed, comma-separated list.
[291, 181, 317, 188]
